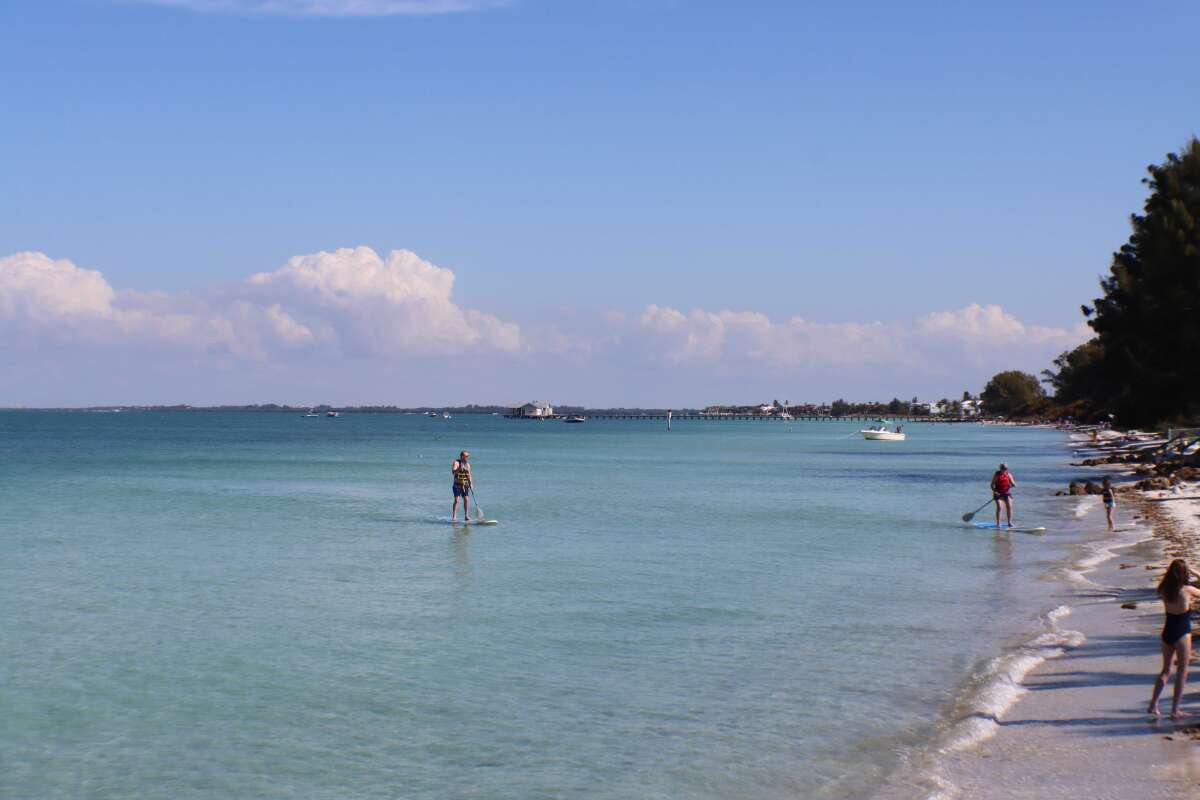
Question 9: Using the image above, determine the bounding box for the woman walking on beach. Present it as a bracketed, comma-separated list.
[1148, 559, 1200, 720]
[1101, 477, 1116, 531]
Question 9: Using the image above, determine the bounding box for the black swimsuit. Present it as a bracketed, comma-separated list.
[1162, 610, 1192, 645]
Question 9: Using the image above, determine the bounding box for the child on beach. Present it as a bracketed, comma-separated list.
[1101, 477, 1116, 531]
[1148, 559, 1200, 720]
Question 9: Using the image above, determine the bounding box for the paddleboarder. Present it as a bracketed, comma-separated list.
[451, 450, 473, 522]
[991, 463, 1016, 528]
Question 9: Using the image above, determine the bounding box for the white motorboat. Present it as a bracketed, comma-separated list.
[304, 409, 320, 417]
[860, 420, 906, 441]
[326, 410, 339, 417]
[443, 412, 451, 419]
[564, 416, 586, 423]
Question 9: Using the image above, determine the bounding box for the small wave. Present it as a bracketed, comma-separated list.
[937, 605, 1083, 755]
[1073, 497, 1092, 518]
[1059, 525, 1153, 587]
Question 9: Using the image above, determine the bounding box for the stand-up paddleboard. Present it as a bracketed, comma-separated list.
[443, 518, 499, 526]
[970, 521, 1046, 534]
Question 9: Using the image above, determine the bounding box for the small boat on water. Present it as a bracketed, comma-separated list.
[861, 420, 906, 441]
[426, 411, 439, 417]
[304, 409, 320, 417]
[564, 416, 586, 424]
[326, 410, 339, 418]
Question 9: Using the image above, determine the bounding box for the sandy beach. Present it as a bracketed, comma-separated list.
[928, 476, 1200, 799]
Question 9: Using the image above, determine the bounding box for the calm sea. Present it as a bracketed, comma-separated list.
[0, 412, 1103, 798]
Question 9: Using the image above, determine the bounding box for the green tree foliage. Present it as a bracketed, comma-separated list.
[1041, 339, 1108, 410]
[1087, 138, 1200, 425]
[982, 371, 1046, 416]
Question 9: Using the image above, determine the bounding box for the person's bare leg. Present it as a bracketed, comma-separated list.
[1149, 642, 1175, 717]
[1005, 497, 1014, 527]
[464, 494, 471, 522]
[1105, 504, 1115, 531]
[451, 495, 460, 521]
[995, 497, 1001, 527]
[1171, 636, 1192, 720]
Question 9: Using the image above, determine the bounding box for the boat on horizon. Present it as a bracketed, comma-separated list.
[564, 416, 586, 424]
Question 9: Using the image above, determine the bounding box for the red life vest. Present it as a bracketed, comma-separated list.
[994, 471, 1013, 492]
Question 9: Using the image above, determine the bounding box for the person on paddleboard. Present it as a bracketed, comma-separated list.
[991, 463, 1016, 528]
[451, 451, 474, 522]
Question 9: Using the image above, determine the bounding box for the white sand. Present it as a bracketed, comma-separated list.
[930, 489, 1200, 799]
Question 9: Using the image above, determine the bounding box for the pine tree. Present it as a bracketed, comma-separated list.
[1088, 138, 1200, 424]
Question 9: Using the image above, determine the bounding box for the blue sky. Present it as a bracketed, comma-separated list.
[1, 0, 1195, 405]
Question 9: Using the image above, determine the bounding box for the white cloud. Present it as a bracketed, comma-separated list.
[0, 252, 114, 323]
[243, 246, 523, 355]
[129, 0, 509, 16]
[0, 247, 523, 359]
[614, 301, 1088, 378]
[0, 249, 1092, 404]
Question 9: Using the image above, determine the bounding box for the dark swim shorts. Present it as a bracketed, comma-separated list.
[453, 484, 470, 497]
[993, 492, 1012, 501]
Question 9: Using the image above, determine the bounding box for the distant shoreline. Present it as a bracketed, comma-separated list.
[0, 404, 704, 416]
[0, 406, 1002, 424]
[0, 404, 995, 420]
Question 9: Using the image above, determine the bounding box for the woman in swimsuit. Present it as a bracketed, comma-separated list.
[1101, 477, 1116, 531]
[1148, 559, 1200, 720]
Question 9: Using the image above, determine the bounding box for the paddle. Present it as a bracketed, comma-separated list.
[469, 486, 484, 522]
[961, 499, 994, 523]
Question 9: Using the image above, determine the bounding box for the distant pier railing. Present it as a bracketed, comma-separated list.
[504, 414, 976, 423]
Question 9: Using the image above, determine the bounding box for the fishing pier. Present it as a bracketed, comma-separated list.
[506, 413, 970, 423]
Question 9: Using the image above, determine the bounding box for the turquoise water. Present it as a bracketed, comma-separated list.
[0, 413, 1087, 798]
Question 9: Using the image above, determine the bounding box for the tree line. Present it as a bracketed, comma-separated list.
[983, 137, 1200, 427]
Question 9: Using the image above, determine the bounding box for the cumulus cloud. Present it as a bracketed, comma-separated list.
[128, 0, 509, 16]
[0, 247, 523, 359]
[614, 302, 1088, 378]
[0, 248, 1090, 403]
[0, 252, 113, 323]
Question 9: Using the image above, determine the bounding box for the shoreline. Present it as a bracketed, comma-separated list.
[915, 430, 1200, 798]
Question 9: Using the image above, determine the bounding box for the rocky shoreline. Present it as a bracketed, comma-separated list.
[1058, 426, 1198, 495]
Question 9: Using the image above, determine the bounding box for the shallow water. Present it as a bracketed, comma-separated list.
[0, 413, 1091, 798]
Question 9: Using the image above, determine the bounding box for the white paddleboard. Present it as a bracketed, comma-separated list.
[444, 518, 499, 526]
[971, 521, 1046, 534]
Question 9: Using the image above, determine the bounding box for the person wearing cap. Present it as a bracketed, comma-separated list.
[990, 463, 1016, 527]
[451, 450, 474, 522]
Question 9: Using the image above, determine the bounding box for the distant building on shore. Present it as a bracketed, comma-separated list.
[702, 400, 791, 417]
[510, 401, 555, 418]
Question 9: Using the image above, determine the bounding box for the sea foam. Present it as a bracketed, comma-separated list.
[938, 605, 1084, 755]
